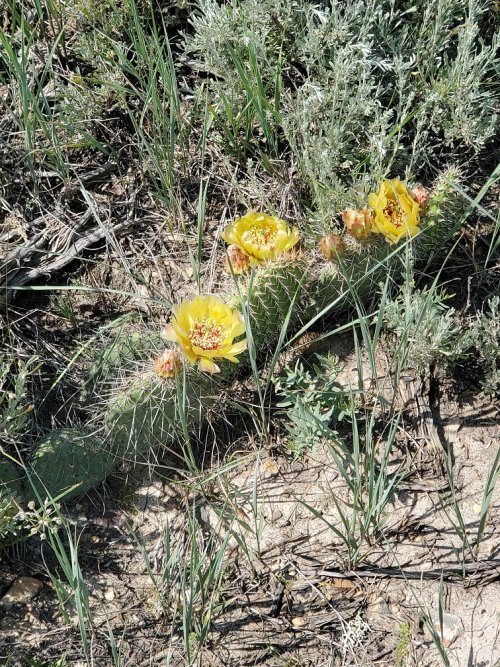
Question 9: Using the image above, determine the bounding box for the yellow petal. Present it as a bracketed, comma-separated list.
[161, 324, 178, 342]
[230, 314, 245, 338]
[368, 193, 381, 210]
[221, 222, 240, 245]
[191, 345, 220, 358]
[181, 347, 197, 364]
[198, 357, 220, 374]
[286, 227, 300, 249]
[226, 339, 247, 356]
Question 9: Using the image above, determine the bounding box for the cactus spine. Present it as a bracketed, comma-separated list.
[415, 169, 463, 260]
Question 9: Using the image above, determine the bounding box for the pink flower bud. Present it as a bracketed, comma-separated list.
[155, 348, 183, 379]
[409, 186, 430, 214]
[224, 244, 251, 274]
[319, 234, 345, 260]
[341, 208, 373, 241]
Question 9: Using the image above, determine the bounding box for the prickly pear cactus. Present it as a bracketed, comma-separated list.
[103, 257, 308, 460]
[244, 256, 309, 350]
[309, 170, 465, 316]
[83, 327, 164, 401]
[29, 429, 113, 500]
[415, 168, 463, 261]
[308, 237, 397, 318]
[0, 459, 24, 498]
[60, 172, 467, 496]
[105, 368, 217, 460]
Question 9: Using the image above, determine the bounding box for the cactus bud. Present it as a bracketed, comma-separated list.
[342, 208, 373, 241]
[409, 185, 430, 214]
[319, 234, 345, 260]
[154, 348, 183, 378]
[224, 244, 251, 274]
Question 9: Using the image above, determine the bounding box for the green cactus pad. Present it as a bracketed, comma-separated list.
[308, 238, 398, 319]
[240, 257, 309, 351]
[29, 430, 113, 501]
[105, 370, 217, 460]
[83, 328, 164, 401]
[0, 459, 25, 499]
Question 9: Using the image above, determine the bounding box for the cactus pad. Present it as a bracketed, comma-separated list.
[105, 370, 217, 460]
[29, 430, 113, 501]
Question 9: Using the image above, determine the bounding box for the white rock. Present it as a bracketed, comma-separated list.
[0, 577, 43, 607]
[104, 587, 115, 601]
[427, 611, 464, 647]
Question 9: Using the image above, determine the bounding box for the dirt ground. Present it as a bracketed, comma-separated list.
[1, 340, 498, 667]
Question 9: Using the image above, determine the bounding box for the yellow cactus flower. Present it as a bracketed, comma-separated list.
[162, 295, 247, 374]
[155, 349, 183, 379]
[368, 179, 421, 244]
[221, 212, 299, 265]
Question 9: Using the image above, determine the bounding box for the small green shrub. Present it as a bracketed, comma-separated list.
[383, 286, 465, 372]
[0, 351, 38, 546]
[0, 494, 22, 547]
[0, 354, 38, 447]
[185, 0, 498, 217]
[394, 622, 412, 667]
[273, 354, 351, 457]
[465, 295, 500, 394]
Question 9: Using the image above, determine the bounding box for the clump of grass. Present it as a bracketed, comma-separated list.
[133, 511, 233, 665]
[0, 347, 38, 546]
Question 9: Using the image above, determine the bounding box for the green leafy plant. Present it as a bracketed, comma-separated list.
[273, 354, 350, 457]
[0, 354, 38, 447]
[383, 285, 465, 372]
[465, 295, 500, 394]
[394, 622, 412, 667]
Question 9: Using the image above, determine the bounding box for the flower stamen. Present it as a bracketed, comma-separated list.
[383, 201, 404, 228]
[189, 317, 225, 350]
[244, 225, 277, 248]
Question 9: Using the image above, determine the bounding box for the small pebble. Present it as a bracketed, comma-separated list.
[425, 611, 464, 647]
[104, 587, 115, 601]
[0, 577, 43, 607]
